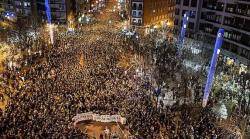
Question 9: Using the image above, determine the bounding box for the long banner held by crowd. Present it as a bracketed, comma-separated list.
[72, 112, 126, 126]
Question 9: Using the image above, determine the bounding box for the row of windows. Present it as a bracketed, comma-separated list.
[150, 0, 175, 8]
[14, 1, 30, 7]
[132, 2, 142, 10]
[203, 1, 250, 16]
[200, 12, 250, 32]
[0, 4, 3, 8]
[149, 13, 173, 24]
[201, 12, 222, 24]
[196, 26, 250, 59]
[202, 1, 224, 11]
[37, 3, 65, 12]
[175, 9, 196, 19]
[132, 10, 142, 17]
[223, 42, 250, 59]
[176, 0, 197, 7]
[174, 18, 195, 30]
[51, 12, 66, 18]
[50, 3, 65, 11]
[225, 3, 250, 16]
[40, 11, 66, 19]
[152, 6, 174, 14]
[175, 18, 250, 43]
[132, 18, 142, 25]
[177, 9, 250, 32]
[199, 23, 250, 47]
[16, 8, 30, 15]
[223, 17, 250, 32]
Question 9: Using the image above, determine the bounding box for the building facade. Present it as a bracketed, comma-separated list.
[13, 0, 32, 17]
[2, 0, 34, 17]
[0, 0, 38, 25]
[0, 0, 5, 12]
[175, 0, 250, 60]
[0, 0, 13, 12]
[200, 0, 250, 60]
[174, 0, 201, 36]
[1, 0, 76, 24]
[75, 0, 106, 14]
[4, 0, 14, 11]
[37, 0, 70, 24]
[130, 0, 175, 27]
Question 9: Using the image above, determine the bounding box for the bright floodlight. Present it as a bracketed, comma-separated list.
[203, 28, 224, 107]
[45, 0, 54, 44]
[178, 11, 190, 49]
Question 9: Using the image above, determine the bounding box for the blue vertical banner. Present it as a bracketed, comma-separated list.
[178, 11, 190, 48]
[45, 0, 54, 44]
[45, 0, 52, 24]
[202, 28, 224, 107]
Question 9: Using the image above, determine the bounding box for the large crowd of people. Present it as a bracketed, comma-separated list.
[0, 1, 249, 138]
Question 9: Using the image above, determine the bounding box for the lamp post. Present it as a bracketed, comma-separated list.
[203, 28, 225, 107]
[45, 0, 54, 45]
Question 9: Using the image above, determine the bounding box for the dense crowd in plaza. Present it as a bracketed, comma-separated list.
[0, 23, 248, 138]
[0, 1, 249, 138]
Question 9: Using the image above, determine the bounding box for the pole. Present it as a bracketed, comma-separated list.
[45, 0, 54, 45]
[202, 28, 224, 107]
[178, 11, 190, 50]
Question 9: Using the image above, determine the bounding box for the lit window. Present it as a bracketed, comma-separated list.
[138, 11, 142, 16]
[138, 19, 142, 25]
[132, 11, 136, 16]
[24, 2, 30, 7]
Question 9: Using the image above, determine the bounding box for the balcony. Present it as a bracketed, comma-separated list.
[131, 2, 143, 11]
[204, 15, 221, 23]
[224, 16, 250, 32]
[131, 18, 142, 26]
[235, 5, 250, 17]
[202, 1, 224, 12]
[131, 10, 142, 18]
[201, 31, 250, 57]
[200, 22, 250, 49]
[226, 3, 250, 17]
[201, 12, 222, 24]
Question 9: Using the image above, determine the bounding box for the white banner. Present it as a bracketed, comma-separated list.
[72, 112, 126, 126]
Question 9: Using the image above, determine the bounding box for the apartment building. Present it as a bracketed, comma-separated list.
[37, 0, 71, 24]
[174, 0, 201, 36]
[2, 0, 34, 17]
[130, 0, 175, 27]
[0, 0, 4, 11]
[15, 0, 34, 17]
[175, 0, 250, 60]
[200, 0, 250, 59]
[1, 0, 80, 24]
[0, 0, 14, 12]
[0, 0, 38, 25]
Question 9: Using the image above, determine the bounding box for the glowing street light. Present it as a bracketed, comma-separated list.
[203, 28, 224, 107]
[45, 0, 54, 44]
